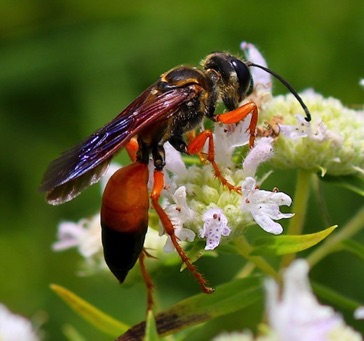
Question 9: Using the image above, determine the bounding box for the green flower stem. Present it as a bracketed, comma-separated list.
[281, 169, 313, 268]
[234, 235, 279, 280]
[307, 206, 364, 267]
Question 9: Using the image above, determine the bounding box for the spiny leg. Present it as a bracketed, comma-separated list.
[150, 170, 214, 294]
[139, 251, 155, 311]
[187, 102, 258, 192]
[187, 129, 240, 192]
[216, 101, 258, 148]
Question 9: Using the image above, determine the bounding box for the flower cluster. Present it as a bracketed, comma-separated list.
[159, 42, 295, 251]
[160, 130, 293, 252]
[260, 90, 364, 177]
[52, 213, 107, 274]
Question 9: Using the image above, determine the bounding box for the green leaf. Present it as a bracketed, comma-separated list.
[50, 284, 129, 337]
[312, 281, 362, 311]
[62, 324, 87, 341]
[116, 276, 263, 340]
[250, 225, 337, 256]
[145, 310, 161, 341]
[341, 239, 364, 261]
[320, 174, 364, 196]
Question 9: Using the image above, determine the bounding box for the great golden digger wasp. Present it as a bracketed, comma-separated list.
[40, 52, 311, 301]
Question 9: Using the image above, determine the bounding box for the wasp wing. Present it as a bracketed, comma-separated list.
[40, 85, 199, 205]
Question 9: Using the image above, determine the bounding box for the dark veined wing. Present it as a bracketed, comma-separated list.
[39, 84, 200, 205]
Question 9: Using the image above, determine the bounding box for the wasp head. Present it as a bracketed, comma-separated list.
[203, 52, 253, 111]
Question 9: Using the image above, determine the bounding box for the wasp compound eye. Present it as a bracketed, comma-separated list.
[231, 58, 252, 96]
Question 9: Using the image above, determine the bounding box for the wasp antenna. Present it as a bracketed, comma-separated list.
[247, 62, 311, 122]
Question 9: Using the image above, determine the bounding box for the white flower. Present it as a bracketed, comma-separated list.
[53, 214, 101, 257]
[279, 114, 338, 144]
[212, 330, 255, 341]
[214, 120, 251, 166]
[241, 177, 293, 234]
[354, 306, 364, 320]
[279, 114, 311, 140]
[163, 227, 196, 253]
[52, 214, 107, 273]
[240, 41, 272, 90]
[240, 41, 272, 108]
[200, 208, 231, 250]
[265, 259, 362, 341]
[164, 141, 188, 178]
[0, 304, 39, 341]
[242, 137, 274, 177]
[162, 186, 196, 253]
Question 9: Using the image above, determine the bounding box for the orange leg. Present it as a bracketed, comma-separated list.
[216, 101, 258, 148]
[139, 251, 155, 311]
[187, 129, 241, 192]
[151, 170, 214, 294]
[125, 137, 139, 162]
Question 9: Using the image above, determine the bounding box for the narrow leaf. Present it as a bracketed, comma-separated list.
[320, 174, 364, 196]
[250, 225, 337, 256]
[312, 281, 362, 311]
[50, 284, 129, 337]
[62, 324, 87, 341]
[116, 276, 262, 341]
[341, 239, 364, 262]
[145, 310, 160, 341]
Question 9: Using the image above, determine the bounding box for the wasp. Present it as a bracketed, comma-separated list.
[40, 52, 311, 301]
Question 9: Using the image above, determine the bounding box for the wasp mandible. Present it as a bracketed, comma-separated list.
[40, 52, 311, 297]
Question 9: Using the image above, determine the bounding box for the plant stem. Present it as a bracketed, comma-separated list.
[281, 169, 312, 268]
[307, 206, 364, 267]
[234, 235, 279, 280]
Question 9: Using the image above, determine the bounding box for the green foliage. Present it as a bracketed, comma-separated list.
[53, 276, 262, 340]
[250, 226, 337, 256]
[321, 174, 364, 196]
[50, 284, 128, 337]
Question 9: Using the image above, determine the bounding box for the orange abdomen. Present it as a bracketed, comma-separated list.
[101, 161, 150, 283]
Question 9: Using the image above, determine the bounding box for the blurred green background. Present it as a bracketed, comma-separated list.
[1, 0, 363, 339]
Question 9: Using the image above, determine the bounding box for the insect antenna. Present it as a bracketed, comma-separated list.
[247, 62, 311, 122]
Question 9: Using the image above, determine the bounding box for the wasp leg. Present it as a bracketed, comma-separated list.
[150, 170, 214, 294]
[216, 101, 258, 148]
[187, 130, 241, 193]
[125, 137, 139, 162]
[139, 250, 155, 311]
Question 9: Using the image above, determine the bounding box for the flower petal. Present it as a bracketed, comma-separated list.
[52, 221, 84, 251]
[242, 137, 274, 177]
[201, 208, 231, 250]
[0, 304, 39, 341]
[214, 121, 250, 166]
[164, 141, 188, 177]
[240, 41, 271, 88]
[264, 260, 362, 340]
[241, 177, 293, 235]
[251, 210, 283, 234]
